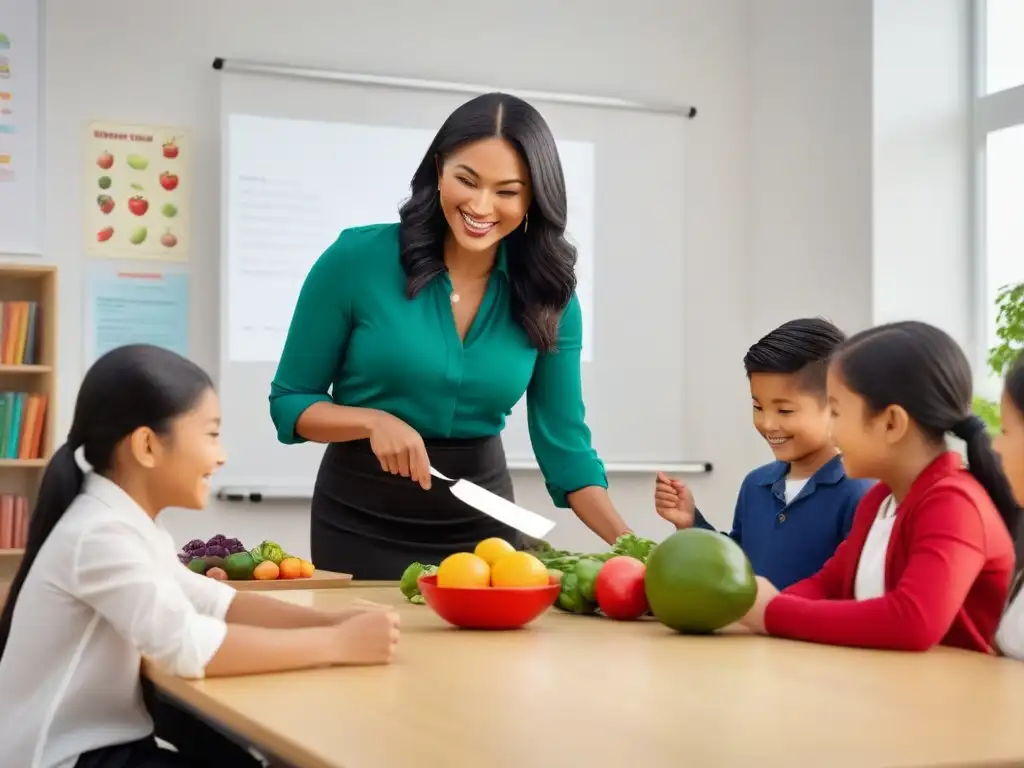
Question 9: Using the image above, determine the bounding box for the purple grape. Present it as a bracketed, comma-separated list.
[205, 545, 230, 558]
[206, 534, 227, 546]
[178, 552, 191, 565]
[184, 539, 205, 552]
[189, 546, 207, 558]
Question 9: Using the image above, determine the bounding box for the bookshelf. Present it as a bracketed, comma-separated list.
[0, 264, 56, 579]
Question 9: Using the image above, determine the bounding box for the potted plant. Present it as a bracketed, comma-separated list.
[974, 281, 1024, 432]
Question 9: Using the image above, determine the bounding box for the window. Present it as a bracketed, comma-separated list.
[985, 0, 1024, 93]
[974, 0, 1024, 394]
[984, 126, 1024, 355]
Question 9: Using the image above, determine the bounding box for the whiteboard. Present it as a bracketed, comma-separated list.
[224, 115, 594, 365]
[217, 71, 687, 491]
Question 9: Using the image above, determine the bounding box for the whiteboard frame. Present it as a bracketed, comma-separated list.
[212, 57, 697, 119]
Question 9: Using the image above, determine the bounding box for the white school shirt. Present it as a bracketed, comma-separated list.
[854, 494, 898, 600]
[0, 473, 236, 768]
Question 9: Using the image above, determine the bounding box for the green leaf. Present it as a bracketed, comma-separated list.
[988, 281, 1024, 378]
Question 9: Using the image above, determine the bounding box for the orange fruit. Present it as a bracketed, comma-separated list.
[252, 560, 280, 580]
[474, 537, 515, 565]
[278, 557, 302, 580]
[437, 552, 491, 588]
[299, 559, 315, 578]
[490, 551, 549, 588]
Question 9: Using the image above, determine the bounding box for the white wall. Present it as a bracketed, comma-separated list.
[746, 0, 874, 338]
[17, 0, 972, 560]
[872, 0, 974, 354]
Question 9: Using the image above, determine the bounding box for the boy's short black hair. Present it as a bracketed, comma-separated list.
[743, 317, 846, 396]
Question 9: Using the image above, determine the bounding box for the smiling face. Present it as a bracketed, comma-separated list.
[994, 388, 1024, 508]
[126, 387, 225, 511]
[749, 372, 833, 464]
[437, 137, 532, 253]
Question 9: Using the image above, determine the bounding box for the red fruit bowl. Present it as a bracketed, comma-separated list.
[417, 574, 561, 630]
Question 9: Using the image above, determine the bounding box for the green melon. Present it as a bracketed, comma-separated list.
[644, 529, 757, 633]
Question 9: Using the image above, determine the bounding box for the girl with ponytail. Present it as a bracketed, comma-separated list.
[0, 345, 400, 768]
[734, 321, 1018, 654]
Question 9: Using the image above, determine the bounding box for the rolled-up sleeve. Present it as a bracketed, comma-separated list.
[73, 524, 228, 679]
[171, 561, 236, 623]
[526, 293, 607, 507]
[269, 233, 356, 444]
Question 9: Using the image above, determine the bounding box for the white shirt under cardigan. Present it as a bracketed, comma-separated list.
[0, 473, 236, 768]
[853, 494, 898, 600]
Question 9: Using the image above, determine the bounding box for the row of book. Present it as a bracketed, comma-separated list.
[0, 300, 42, 365]
[0, 495, 29, 550]
[0, 391, 48, 460]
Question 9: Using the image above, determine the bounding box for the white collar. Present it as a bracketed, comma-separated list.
[82, 472, 158, 527]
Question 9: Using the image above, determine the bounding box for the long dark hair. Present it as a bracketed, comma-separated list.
[398, 92, 576, 352]
[833, 321, 1020, 536]
[0, 344, 213, 661]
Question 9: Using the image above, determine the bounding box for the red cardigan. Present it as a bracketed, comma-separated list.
[764, 452, 1014, 653]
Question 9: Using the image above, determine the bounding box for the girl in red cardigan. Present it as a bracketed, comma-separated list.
[738, 321, 1019, 653]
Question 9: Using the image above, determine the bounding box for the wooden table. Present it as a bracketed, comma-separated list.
[147, 584, 1024, 768]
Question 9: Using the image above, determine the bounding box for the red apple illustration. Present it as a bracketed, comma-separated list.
[162, 138, 179, 159]
[159, 171, 179, 191]
[128, 195, 149, 216]
[97, 195, 114, 214]
[97, 150, 113, 169]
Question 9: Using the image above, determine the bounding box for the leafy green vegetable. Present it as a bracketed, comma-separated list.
[256, 540, 286, 565]
[611, 533, 658, 563]
[526, 534, 659, 615]
[399, 562, 438, 604]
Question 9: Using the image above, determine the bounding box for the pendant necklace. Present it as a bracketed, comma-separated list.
[451, 290, 461, 304]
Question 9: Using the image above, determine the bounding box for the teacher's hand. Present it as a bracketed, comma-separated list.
[369, 412, 432, 490]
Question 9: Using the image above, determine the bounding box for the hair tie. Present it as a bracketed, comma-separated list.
[951, 414, 987, 442]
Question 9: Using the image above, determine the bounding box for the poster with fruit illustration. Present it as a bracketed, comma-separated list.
[84, 120, 190, 261]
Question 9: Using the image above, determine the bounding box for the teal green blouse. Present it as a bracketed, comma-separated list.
[269, 223, 607, 506]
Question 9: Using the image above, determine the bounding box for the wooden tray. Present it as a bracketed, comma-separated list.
[227, 570, 353, 591]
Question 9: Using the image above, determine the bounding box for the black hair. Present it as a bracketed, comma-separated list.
[743, 317, 846, 397]
[833, 321, 1020, 537]
[1007, 351, 1024, 418]
[398, 92, 576, 352]
[0, 344, 213, 661]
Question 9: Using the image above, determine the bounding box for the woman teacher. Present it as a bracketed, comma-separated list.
[269, 92, 630, 579]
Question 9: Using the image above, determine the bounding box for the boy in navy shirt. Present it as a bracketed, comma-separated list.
[655, 318, 874, 589]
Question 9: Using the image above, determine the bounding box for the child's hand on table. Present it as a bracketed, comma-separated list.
[334, 608, 401, 665]
[737, 576, 779, 634]
[654, 472, 696, 529]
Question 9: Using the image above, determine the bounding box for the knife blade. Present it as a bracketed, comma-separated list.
[429, 467, 556, 539]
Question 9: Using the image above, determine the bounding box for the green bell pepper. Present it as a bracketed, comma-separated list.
[398, 562, 438, 604]
[554, 571, 597, 615]
[574, 557, 604, 603]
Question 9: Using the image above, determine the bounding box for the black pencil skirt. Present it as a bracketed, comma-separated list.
[310, 435, 523, 579]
